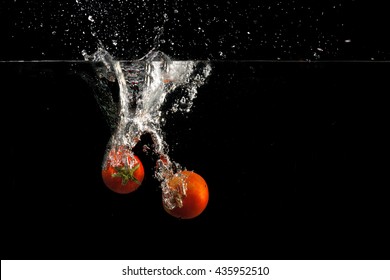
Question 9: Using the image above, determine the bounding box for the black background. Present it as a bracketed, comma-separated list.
[0, 0, 389, 60]
[1, 0, 389, 260]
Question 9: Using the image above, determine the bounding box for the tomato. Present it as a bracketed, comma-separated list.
[102, 146, 145, 194]
[163, 170, 209, 219]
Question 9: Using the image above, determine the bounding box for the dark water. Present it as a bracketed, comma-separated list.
[2, 61, 389, 259]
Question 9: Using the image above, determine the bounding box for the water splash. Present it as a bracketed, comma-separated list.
[83, 47, 212, 209]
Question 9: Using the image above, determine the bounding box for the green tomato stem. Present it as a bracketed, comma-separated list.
[112, 164, 141, 185]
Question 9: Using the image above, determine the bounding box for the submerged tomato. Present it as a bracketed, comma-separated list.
[102, 146, 144, 194]
[163, 170, 209, 219]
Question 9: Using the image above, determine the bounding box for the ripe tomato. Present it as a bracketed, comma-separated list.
[102, 146, 144, 194]
[163, 170, 209, 219]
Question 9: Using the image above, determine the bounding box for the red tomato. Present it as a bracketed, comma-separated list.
[163, 170, 209, 219]
[102, 146, 144, 194]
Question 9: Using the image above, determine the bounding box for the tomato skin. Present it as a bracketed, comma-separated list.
[102, 146, 144, 194]
[163, 170, 209, 219]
